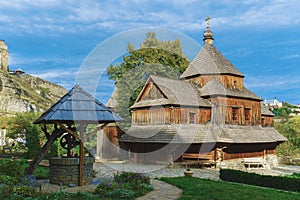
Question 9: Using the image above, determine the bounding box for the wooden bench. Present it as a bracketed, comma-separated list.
[182, 153, 215, 167]
[243, 157, 265, 169]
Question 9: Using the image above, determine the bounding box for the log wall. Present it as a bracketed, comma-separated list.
[261, 115, 274, 127]
[222, 143, 276, 160]
[210, 97, 261, 125]
[187, 74, 244, 90]
[139, 82, 165, 101]
[132, 106, 211, 125]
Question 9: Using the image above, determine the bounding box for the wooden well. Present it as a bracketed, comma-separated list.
[49, 157, 94, 186]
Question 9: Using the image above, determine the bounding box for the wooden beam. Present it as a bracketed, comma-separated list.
[55, 122, 81, 140]
[25, 126, 65, 175]
[79, 130, 84, 186]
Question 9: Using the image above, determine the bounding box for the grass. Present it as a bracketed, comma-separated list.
[160, 176, 300, 200]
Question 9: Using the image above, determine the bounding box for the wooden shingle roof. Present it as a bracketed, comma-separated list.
[34, 84, 122, 124]
[261, 103, 275, 116]
[199, 79, 262, 100]
[119, 124, 287, 144]
[180, 44, 244, 79]
[131, 75, 211, 109]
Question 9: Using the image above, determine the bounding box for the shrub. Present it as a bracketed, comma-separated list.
[14, 185, 36, 197]
[33, 166, 49, 179]
[0, 175, 19, 185]
[220, 169, 300, 192]
[107, 188, 135, 199]
[0, 184, 14, 199]
[0, 159, 24, 179]
[95, 172, 153, 198]
[114, 172, 150, 185]
[95, 178, 116, 196]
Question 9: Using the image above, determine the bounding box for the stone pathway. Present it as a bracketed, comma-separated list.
[136, 179, 182, 200]
[93, 162, 220, 180]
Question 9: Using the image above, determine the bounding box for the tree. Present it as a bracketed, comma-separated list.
[275, 116, 300, 156]
[6, 112, 42, 159]
[107, 32, 190, 125]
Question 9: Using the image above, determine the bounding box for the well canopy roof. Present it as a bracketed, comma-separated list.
[34, 84, 123, 124]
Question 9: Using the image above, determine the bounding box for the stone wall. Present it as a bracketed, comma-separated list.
[0, 40, 8, 72]
[49, 157, 94, 186]
[220, 155, 279, 170]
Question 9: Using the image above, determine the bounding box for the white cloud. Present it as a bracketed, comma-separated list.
[31, 70, 75, 79]
[1, 0, 300, 35]
[246, 75, 300, 89]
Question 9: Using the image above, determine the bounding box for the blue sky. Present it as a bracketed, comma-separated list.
[1, 0, 300, 104]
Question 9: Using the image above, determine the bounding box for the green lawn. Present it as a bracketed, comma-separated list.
[160, 177, 300, 200]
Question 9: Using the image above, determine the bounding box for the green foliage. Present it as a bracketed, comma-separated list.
[95, 172, 153, 199]
[39, 87, 50, 98]
[107, 188, 135, 199]
[33, 166, 49, 179]
[14, 185, 36, 197]
[0, 158, 49, 181]
[275, 116, 300, 157]
[106, 32, 189, 126]
[286, 173, 300, 179]
[27, 125, 41, 159]
[0, 175, 18, 185]
[272, 102, 298, 117]
[5, 112, 60, 159]
[140, 32, 184, 56]
[219, 169, 300, 193]
[161, 176, 300, 200]
[6, 112, 42, 159]
[114, 171, 150, 185]
[272, 107, 292, 117]
[95, 178, 117, 196]
[107, 32, 189, 82]
[0, 159, 25, 181]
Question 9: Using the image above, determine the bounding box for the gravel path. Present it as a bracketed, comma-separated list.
[93, 162, 220, 180]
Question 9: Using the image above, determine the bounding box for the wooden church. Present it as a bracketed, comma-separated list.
[118, 18, 286, 168]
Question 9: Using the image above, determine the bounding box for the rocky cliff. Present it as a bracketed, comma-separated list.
[0, 69, 67, 114]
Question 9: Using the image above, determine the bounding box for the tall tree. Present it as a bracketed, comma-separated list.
[107, 32, 190, 125]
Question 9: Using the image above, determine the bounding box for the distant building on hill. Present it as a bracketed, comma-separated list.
[264, 98, 283, 108]
[9, 68, 25, 77]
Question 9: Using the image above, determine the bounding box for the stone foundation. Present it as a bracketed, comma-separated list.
[49, 157, 94, 186]
[219, 155, 279, 170]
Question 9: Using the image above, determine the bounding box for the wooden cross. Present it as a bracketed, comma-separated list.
[206, 16, 211, 29]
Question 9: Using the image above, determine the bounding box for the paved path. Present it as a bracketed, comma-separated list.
[136, 179, 181, 200]
[93, 162, 220, 180]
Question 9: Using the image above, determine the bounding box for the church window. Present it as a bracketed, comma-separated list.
[189, 112, 195, 124]
[232, 107, 239, 121]
[244, 108, 250, 122]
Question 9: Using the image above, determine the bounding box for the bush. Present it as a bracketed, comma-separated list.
[0, 158, 49, 181]
[95, 172, 153, 199]
[0, 159, 24, 180]
[220, 169, 300, 192]
[33, 166, 49, 179]
[114, 172, 150, 185]
[95, 178, 116, 196]
[13, 185, 36, 197]
[0, 175, 19, 185]
[107, 188, 135, 199]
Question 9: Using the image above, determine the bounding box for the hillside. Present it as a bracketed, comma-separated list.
[0, 69, 67, 114]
